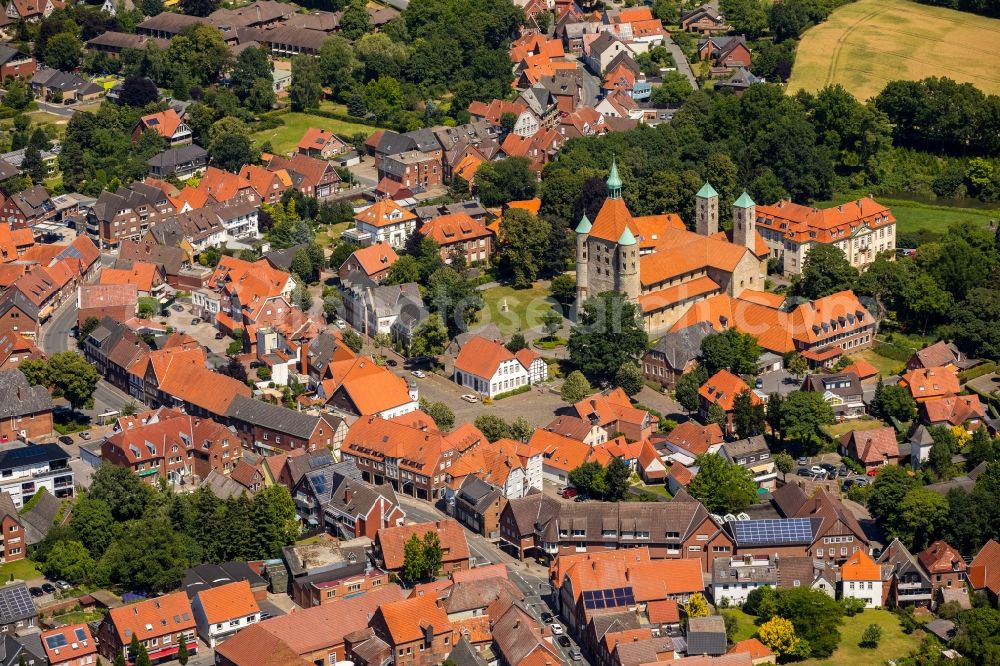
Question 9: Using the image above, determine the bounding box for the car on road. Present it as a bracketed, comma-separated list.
[550, 624, 564, 636]
[557, 636, 571, 648]
[215, 332, 224, 339]
[561, 488, 578, 499]
[574, 495, 587, 502]
[810, 465, 824, 475]
[798, 456, 808, 466]
[411, 370, 426, 378]
[79, 431, 91, 440]
[541, 612, 553, 623]
[41, 583, 55, 594]
[171, 304, 184, 312]
[335, 319, 346, 329]
[570, 650, 583, 661]
[29, 587, 43, 598]
[58, 435, 74, 446]
[755, 377, 763, 389]
[461, 394, 479, 403]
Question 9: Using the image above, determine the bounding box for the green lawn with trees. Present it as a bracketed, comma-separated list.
[478, 283, 557, 335]
[250, 112, 378, 155]
[799, 609, 922, 666]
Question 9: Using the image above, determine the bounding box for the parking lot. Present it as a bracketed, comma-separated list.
[793, 452, 873, 496]
[162, 301, 231, 355]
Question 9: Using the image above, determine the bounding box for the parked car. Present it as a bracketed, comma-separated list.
[855, 478, 869, 487]
[386, 359, 397, 367]
[191, 317, 201, 325]
[541, 612, 553, 623]
[820, 463, 836, 473]
[838, 464, 849, 477]
[41, 583, 55, 594]
[574, 495, 587, 503]
[461, 394, 479, 403]
[215, 332, 224, 339]
[335, 319, 346, 329]
[798, 456, 808, 466]
[842, 479, 855, 490]
[810, 465, 824, 475]
[79, 431, 91, 440]
[557, 636, 571, 648]
[29, 587, 43, 598]
[55, 581, 70, 591]
[755, 377, 763, 389]
[796, 467, 812, 477]
[561, 488, 578, 499]
[867, 468, 879, 476]
[171, 304, 184, 312]
[550, 624, 564, 636]
[411, 370, 426, 378]
[57, 435, 73, 446]
[570, 650, 583, 661]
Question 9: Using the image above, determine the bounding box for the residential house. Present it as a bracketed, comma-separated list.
[0, 185, 54, 229]
[585, 33, 633, 74]
[0, 368, 54, 444]
[86, 31, 168, 56]
[281, 535, 389, 609]
[445, 433, 543, 502]
[225, 394, 345, 455]
[453, 335, 546, 399]
[239, 164, 292, 205]
[755, 198, 895, 275]
[98, 261, 165, 298]
[686, 616, 728, 657]
[181, 562, 268, 601]
[451, 477, 504, 541]
[215, 587, 405, 666]
[899, 366, 960, 403]
[658, 421, 724, 466]
[0, 584, 35, 634]
[681, 4, 729, 34]
[147, 145, 208, 180]
[133, 109, 193, 146]
[4, 0, 60, 22]
[490, 595, 561, 666]
[839, 427, 902, 472]
[40, 624, 97, 666]
[906, 340, 966, 372]
[801, 372, 865, 419]
[0, 493, 24, 563]
[543, 414, 608, 447]
[264, 153, 341, 198]
[698, 370, 763, 436]
[76, 284, 138, 326]
[917, 540, 966, 600]
[641, 322, 712, 389]
[337, 243, 398, 284]
[775, 556, 837, 598]
[878, 539, 933, 608]
[128, 345, 252, 419]
[296, 128, 348, 158]
[0, 635, 45, 666]
[418, 213, 493, 266]
[0, 290, 39, 340]
[711, 555, 777, 606]
[840, 550, 882, 608]
[367, 595, 454, 666]
[378, 150, 442, 194]
[339, 272, 426, 344]
[573, 388, 656, 442]
[0, 45, 35, 79]
[292, 459, 404, 539]
[770, 484, 870, 563]
[501, 493, 733, 571]
[528, 428, 609, 486]
[922, 394, 985, 430]
[719, 436, 776, 490]
[87, 181, 176, 250]
[0, 328, 42, 371]
[352, 199, 418, 249]
[715, 67, 762, 96]
[468, 99, 540, 138]
[96, 592, 197, 664]
[375, 520, 470, 576]
[696, 35, 750, 69]
[191, 580, 260, 648]
[969, 539, 1000, 604]
[135, 12, 203, 38]
[30, 68, 101, 102]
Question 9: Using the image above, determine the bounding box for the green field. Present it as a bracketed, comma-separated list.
[823, 417, 887, 439]
[788, 0, 1000, 100]
[854, 349, 906, 377]
[801, 609, 922, 665]
[478, 283, 559, 335]
[817, 195, 1000, 236]
[0, 558, 42, 582]
[721, 609, 759, 642]
[252, 112, 379, 156]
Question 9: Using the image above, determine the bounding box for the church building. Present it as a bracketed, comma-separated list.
[575, 160, 767, 335]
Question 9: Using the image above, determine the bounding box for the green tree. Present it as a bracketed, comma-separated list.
[342, 328, 363, 353]
[497, 209, 552, 287]
[650, 71, 692, 106]
[474, 414, 510, 442]
[928, 426, 956, 481]
[774, 452, 794, 480]
[774, 587, 843, 658]
[550, 274, 577, 314]
[419, 398, 455, 431]
[952, 288, 1000, 359]
[876, 384, 917, 422]
[290, 55, 323, 111]
[77, 316, 100, 344]
[251, 485, 299, 558]
[732, 390, 765, 439]
[615, 362, 644, 397]
[177, 637, 188, 666]
[859, 623, 882, 649]
[700, 328, 761, 375]
[20, 357, 50, 389]
[509, 417, 533, 443]
[604, 457, 632, 501]
[421, 530, 443, 578]
[540, 308, 562, 340]
[427, 267, 482, 338]
[779, 390, 834, 444]
[899, 487, 949, 551]
[688, 454, 758, 514]
[88, 464, 152, 522]
[743, 585, 777, 618]
[47, 351, 100, 414]
[42, 540, 95, 585]
[69, 496, 119, 555]
[675, 366, 708, 413]
[340, 0, 372, 39]
[505, 333, 527, 353]
[180, 0, 218, 15]
[409, 313, 449, 357]
[569, 461, 606, 497]
[474, 158, 537, 207]
[786, 353, 807, 379]
[684, 593, 710, 618]
[797, 244, 859, 299]
[401, 533, 425, 582]
[560, 370, 592, 403]
[706, 402, 727, 427]
[568, 292, 649, 382]
[867, 465, 917, 540]
[44, 32, 83, 70]
[969, 427, 998, 467]
[230, 46, 270, 98]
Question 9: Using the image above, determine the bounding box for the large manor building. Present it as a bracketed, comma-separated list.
[575, 161, 767, 335]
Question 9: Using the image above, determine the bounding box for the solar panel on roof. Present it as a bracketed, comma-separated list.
[731, 518, 814, 546]
[74, 628, 87, 642]
[45, 635, 68, 649]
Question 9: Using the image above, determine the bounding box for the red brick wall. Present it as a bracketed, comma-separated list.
[78, 304, 135, 327]
[0, 59, 36, 79]
[0, 514, 25, 562]
[0, 306, 38, 337]
[0, 408, 52, 442]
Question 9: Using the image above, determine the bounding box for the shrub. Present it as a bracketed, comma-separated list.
[859, 623, 882, 648]
[959, 361, 997, 382]
[840, 596, 866, 617]
[493, 385, 531, 400]
[872, 342, 912, 362]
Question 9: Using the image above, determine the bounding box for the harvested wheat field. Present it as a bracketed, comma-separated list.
[787, 0, 1000, 100]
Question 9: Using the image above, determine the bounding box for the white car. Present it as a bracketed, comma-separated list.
[335, 319, 346, 329]
[461, 394, 479, 403]
[411, 370, 426, 379]
[550, 623, 564, 635]
[810, 465, 825, 475]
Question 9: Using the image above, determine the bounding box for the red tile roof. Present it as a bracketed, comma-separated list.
[77, 283, 138, 310]
[342, 242, 398, 277]
[40, 624, 96, 664]
[377, 520, 470, 571]
[374, 594, 452, 645]
[840, 427, 899, 465]
[665, 421, 724, 456]
[698, 370, 759, 412]
[419, 213, 491, 247]
[918, 540, 966, 575]
[900, 366, 960, 401]
[969, 539, 1000, 595]
[841, 549, 880, 581]
[756, 197, 895, 245]
[106, 591, 194, 643]
[138, 109, 184, 139]
[195, 580, 259, 624]
[923, 394, 984, 426]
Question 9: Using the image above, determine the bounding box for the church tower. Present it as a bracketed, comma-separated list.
[574, 212, 591, 312]
[733, 191, 756, 250]
[617, 225, 640, 302]
[696, 182, 719, 236]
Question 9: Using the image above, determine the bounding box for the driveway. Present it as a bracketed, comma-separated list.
[664, 38, 698, 89]
[759, 369, 804, 397]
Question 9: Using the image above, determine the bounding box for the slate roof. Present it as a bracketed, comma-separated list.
[20, 491, 60, 546]
[0, 369, 52, 419]
[647, 322, 713, 371]
[182, 561, 267, 599]
[686, 616, 727, 656]
[147, 144, 207, 170]
[225, 394, 331, 440]
[0, 633, 44, 666]
[0, 289, 39, 322]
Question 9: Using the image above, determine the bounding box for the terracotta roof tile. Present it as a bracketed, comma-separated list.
[377, 520, 470, 571]
[665, 421, 724, 456]
[841, 549, 880, 581]
[969, 539, 1000, 594]
[354, 199, 416, 229]
[900, 366, 960, 401]
[106, 591, 195, 643]
[698, 370, 759, 412]
[195, 580, 259, 624]
[342, 242, 398, 277]
[917, 540, 966, 575]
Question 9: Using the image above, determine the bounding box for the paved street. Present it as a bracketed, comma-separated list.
[665, 38, 699, 89]
[38, 296, 77, 354]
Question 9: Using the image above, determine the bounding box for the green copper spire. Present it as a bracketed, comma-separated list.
[696, 182, 718, 199]
[618, 226, 637, 246]
[607, 156, 622, 199]
[734, 191, 756, 208]
[575, 213, 592, 234]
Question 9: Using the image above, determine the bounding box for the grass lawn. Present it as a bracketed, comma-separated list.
[632, 482, 672, 499]
[0, 558, 42, 582]
[48, 610, 105, 625]
[315, 222, 351, 247]
[478, 283, 558, 335]
[788, 0, 1000, 99]
[823, 418, 887, 439]
[816, 194, 1000, 236]
[721, 609, 758, 643]
[252, 112, 379, 155]
[854, 348, 905, 377]
[800, 609, 922, 665]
